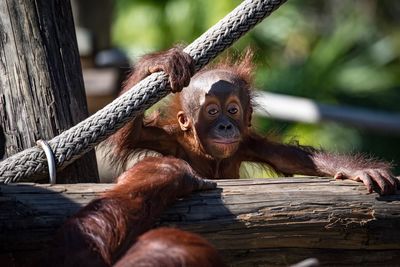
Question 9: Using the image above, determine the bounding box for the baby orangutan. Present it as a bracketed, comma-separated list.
[111, 47, 398, 195]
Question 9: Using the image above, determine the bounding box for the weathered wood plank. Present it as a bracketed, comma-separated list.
[1, 177, 400, 266]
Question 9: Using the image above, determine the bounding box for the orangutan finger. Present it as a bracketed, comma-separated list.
[358, 173, 373, 194]
[369, 170, 390, 195]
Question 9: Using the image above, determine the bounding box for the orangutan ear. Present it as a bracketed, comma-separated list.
[177, 111, 191, 131]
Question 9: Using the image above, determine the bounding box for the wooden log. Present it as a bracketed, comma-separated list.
[0, 178, 400, 266]
[0, 0, 98, 183]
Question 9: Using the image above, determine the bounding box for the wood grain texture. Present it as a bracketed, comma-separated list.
[1, 177, 399, 266]
[0, 0, 98, 183]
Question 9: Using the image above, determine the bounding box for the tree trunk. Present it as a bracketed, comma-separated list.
[0, 0, 98, 183]
[0, 177, 399, 266]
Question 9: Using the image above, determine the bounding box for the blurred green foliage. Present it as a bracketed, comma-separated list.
[112, 0, 400, 173]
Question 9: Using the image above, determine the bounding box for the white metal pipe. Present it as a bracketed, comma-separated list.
[254, 91, 400, 134]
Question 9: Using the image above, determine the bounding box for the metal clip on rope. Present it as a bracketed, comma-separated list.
[36, 140, 56, 184]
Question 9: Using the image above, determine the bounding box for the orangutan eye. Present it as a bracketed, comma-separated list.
[206, 104, 219, 116]
[208, 108, 218, 115]
[228, 107, 238, 114]
[227, 103, 239, 115]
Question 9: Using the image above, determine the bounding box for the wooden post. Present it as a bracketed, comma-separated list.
[0, 126, 5, 159]
[0, 0, 98, 183]
[0, 178, 399, 266]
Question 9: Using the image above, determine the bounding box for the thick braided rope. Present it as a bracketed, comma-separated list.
[0, 0, 287, 183]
